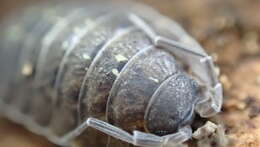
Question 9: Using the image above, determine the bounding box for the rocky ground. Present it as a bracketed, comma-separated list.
[0, 0, 260, 147]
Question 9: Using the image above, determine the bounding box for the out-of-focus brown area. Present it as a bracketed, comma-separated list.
[0, 118, 55, 147]
[0, 0, 260, 147]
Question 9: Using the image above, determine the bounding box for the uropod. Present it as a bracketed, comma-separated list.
[0, 1, 223, 147]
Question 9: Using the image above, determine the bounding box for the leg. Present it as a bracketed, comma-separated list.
[58, 118, 90, 145]
[86, 118, 191, 147]
[57, 117, 133, 145]
[59, 117, 192, 147]
[129, 14, 223, 117]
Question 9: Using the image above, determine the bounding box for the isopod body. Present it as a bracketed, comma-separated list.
[0, 1, 223, 147]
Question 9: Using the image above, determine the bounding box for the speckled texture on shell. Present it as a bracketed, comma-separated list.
[145, 73, 199, 135]
[107, 47, 180, 132]
[79, 29, 152, 120]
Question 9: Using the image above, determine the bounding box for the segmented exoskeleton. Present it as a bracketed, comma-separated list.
[0, 1, 223, 147]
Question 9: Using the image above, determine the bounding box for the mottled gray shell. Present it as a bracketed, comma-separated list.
[0, 1, 220, 147]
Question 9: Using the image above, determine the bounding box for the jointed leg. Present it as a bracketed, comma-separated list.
[59, 117, 192, 147]
[58, 118, 90, 145]
[88, 118, 191, 147]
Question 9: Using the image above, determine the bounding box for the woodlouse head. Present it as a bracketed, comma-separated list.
[144, 73, 201, 136]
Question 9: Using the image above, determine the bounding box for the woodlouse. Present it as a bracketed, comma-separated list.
[0, 1, 223, 147]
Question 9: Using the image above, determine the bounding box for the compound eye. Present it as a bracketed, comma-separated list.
[154, 130, 171, 136]
[144, 73, 199, 136]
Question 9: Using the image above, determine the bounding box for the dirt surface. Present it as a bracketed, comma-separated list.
[0, 0, 260, 147]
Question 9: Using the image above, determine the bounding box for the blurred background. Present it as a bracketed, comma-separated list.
[0, 0, 260, 146]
